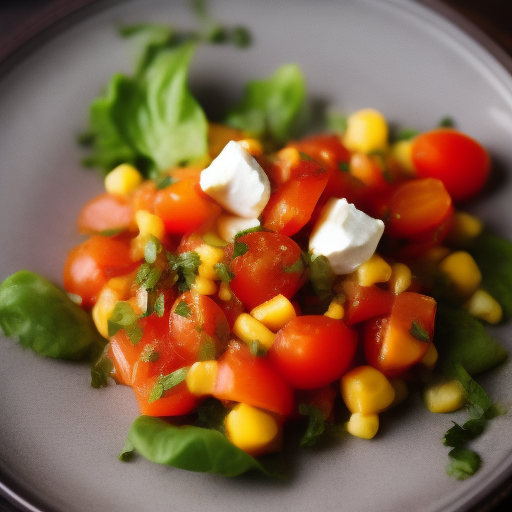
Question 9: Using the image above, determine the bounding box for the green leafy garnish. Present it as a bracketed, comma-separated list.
[225, 64, 307, 148]
[120, 415, 278, 477]
[232, 241, 249, 258]
[438, 116, 455, 128]
[298, 404, 327, 448]
[108, 301, 143, 345]
[148, 367, 189, 403]
[0, 271, 104, 360]
[167, 251, 201, 292]
[144, 235, 163, 264]
[446, 447, 481, 481]
[410, 320, 430, 343]
[90, 344, 114, 388]
[174, 301, 192, 318]
[283, 256, 305, 274]
[214, 262, 234, 283]
[141, 344, 160, 363]
[308, 254, 336, 301]
[394, 127, 418, 141]
[326, 111, 347, 134]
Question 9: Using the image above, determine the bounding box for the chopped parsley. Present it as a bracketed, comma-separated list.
[148, 367, 189, 403]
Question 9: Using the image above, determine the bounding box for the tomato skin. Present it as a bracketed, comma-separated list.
[154, 177, 221, 234]
[77, 193, 134, 234]
[268, 315, 358, 389]
[169, 291, 230, 362]
[214, 341, 295, 416]
[342, 281, 395, 326]
[228, 231, 306, 310]
[262, 171, 328, 236]
[63, 235, 138, 309]
[387, 178, 454, 243]
[411, 128, 490, 202]
[364, 291, 436, 377]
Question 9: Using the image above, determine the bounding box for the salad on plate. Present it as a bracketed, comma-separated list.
[0, 0, 510, 482]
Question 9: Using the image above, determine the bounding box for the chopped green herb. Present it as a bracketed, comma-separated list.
[154, 293, 165, 317]
[144, 235, 163, 264]
[108, 301, 143, 345]
[284, 256, 305, 274]
[90, 344, 114, 389]
[249, 340, 267, 357]
[446, 447, 481, 480]
[233, 225, 262, 240]
[174, 301, 192, 318]
[298, 404, 327, 447]
[338, 161, 350, 172]
[149, 367, 189, 402]
[198, 335, 216, 361]
[395, 127, 418, 141]
[232, 241, 249, 258]
[438, 116, 455, 128]
[214, 262, 234, 283]
[155, 174, 176, 190]
[410, 320, 430, 343]
[326, 111, 347, 134]
[308, 254, 336, 301]
[167, 251, 201, 292]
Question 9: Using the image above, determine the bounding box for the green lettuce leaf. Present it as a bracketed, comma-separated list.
[120, 415, 279, 477]
[225, 64, 307, 147]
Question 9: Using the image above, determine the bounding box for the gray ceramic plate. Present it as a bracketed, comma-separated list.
[2, 1, 512, 511]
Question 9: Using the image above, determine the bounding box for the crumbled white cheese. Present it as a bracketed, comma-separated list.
[200, 141, 270, 218]
[217, 213, 261, 242]
[309, 198, 384, 274]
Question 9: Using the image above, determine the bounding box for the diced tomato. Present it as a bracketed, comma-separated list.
[228, 231, 306, 310]
[364, 291, 436, 377]
[342, 281, 395, 326]
[214, 341, 295, 416]
[63, 235, 138, 309]
[386, 178, 454, 244]
[411, 128, 490, 202]
[211, 292, 245, 329]
[154, 177, 221, 234]
[268, 315, 358, 389]
[77, 193, 134, 234]
[349, 153, 391, 192]
[262, 171, 328, 236]
[289, 134, 351, 171]
[132, 181, 158, 213]
[169, 291, 230, 362]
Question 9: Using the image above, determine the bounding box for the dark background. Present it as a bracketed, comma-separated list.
[1, 0, 512, 511]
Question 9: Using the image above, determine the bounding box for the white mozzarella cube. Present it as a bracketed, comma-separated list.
[200, 140, 270, 218]
[309, 198, 385, 275]
[217, 214, 261, 242]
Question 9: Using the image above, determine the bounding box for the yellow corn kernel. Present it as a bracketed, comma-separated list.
[185, 361, 218, 396]
[130, 210, 166, 261]
[356, 254, 392, 287]
[218, 282, 232, 301]
[388, 262, 412, 294]
[389, 378, 409, 407]
[346, 412, 380, 439]
[208, 123, 245, 158]
[191, 275, 217, 296]
[233, 313, 276, 350]
[237, 138, 263, 157]
[438, 251, 482, 299]
[341, 365, 396, 414]
[105, 164, 143, 195]
[250, 294, 296, 331]
[324, 300, 345, 320]
[446, 211, 484, 247]
[91, 275, 134, 338]
[390, 139, 415, 174]
[195, 243, 226, 280]
[464, 288, 503, 324]
[277, 147, 301, 169]
[224, 403, 281, 456]
[343, 108, 388, 153]
[423, 380, 467, 413]
[420, 342, 439, 370]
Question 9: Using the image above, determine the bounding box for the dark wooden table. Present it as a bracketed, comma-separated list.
[1, 1, 512, 511]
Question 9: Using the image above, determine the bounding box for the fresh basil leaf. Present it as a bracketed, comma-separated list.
[0, 271, 104, 360]
[469, 233, 512, 321]
[225, 64, 307, 147]
[110, 43, 208, 177]
[446, 447, 481, 480]
[443, 418, 486, 448]
[434, 302, 507, 376]
[120, 415, 278, 477]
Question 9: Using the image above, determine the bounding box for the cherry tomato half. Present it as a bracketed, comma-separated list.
[77, 193, 134, 234]
[268, 315, 358, 389]
[411, 128, 490, 202]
